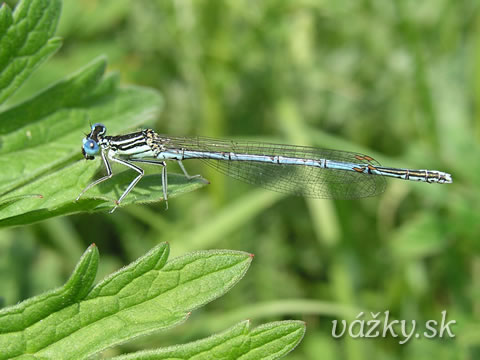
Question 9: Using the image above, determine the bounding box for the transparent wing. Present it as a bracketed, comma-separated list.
[161, 136, 386, 199]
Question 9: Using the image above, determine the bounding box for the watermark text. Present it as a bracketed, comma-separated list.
[332, 310, 455, 344]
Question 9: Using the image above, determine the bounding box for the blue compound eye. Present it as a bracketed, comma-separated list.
[82, 138, 99, 157]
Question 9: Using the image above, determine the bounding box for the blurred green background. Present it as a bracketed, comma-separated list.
[1, 0, 479, 358]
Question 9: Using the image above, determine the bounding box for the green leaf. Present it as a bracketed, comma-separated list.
[0, 56, 145, 193]
[0, 0, 62, 104]
[0, 0, 208, 227]
[0, 52, 207, 225]
[111, 320, 306, 360]
[0, 243, 99, 359]
[0, 55, 177, 226]
[0, 167, 206, 228]
[0, 243, 253, 359]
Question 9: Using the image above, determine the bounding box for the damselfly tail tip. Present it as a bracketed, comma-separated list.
[442, 172, 453, 184]
[433, 170, 452, 184]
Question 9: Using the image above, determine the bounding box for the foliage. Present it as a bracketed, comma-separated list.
[0, 243, 303, 359]
[1, 0, 479, 359]
[0, 0, 208, 226]
[0, 1, 305, 359]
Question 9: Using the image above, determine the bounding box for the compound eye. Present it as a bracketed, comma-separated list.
[91, 123, 106, 135]
[82, 138, 99, 157]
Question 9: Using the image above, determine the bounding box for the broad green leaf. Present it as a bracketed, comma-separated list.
[0, 57, 114, 194]
[0, 55, 203, 226]
[0, 56, 161, 192]
[0, 0, 62, 104]
[111, 320, 306, 360]
[0, 55, 173, 225]
[0, 165, 206, 228]
[0, 243, 253, 359]
[0, 0, 208, 226]
[0, 243, 99, 359]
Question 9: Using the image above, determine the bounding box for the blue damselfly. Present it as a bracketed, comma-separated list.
[77, 124, 452, 212]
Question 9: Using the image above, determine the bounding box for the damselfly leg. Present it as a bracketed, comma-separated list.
[128, 158, 168, 210]
[177, 160, 204, 181]
[76, 150, 113, 201]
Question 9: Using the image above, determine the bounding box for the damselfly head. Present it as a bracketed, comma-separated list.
[82, 138, 99, 160]
[81, 123, 106, 159]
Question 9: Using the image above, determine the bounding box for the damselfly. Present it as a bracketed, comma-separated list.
[77, 123, 452, 212]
